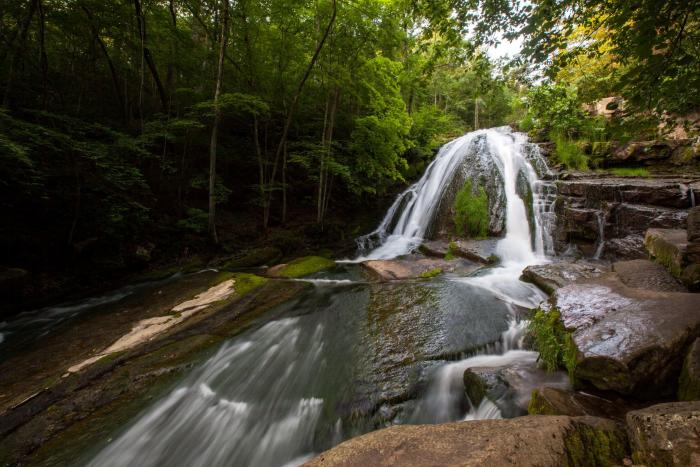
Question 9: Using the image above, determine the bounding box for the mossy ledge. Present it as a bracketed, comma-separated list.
[271, 256, 336, 278]
[562, 419, 629, 467]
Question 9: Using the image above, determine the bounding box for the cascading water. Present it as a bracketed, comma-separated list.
[86, 127, 560, 467]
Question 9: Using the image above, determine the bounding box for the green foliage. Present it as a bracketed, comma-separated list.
[606, 167, 650, 177]
[551, 133, 589, 171]
[528, 307, 578, 379]
[444, 241, 458, 261]
[176, 208, 209, 234]
[453, 180, 489, 238]
[525, 84, 588, 138]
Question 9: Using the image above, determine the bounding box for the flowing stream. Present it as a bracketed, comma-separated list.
[86, 127, 563, 466]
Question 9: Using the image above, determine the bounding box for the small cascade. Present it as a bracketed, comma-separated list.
[593, 211, 607, 259]
[532, 180, 558, 256]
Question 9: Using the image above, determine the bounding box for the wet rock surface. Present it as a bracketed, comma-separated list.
[528, 386, 629, 422]
[553, 274, 700, 397]
[360, 256, 480, 281]
[613, 259, 686, 292]
[306, 415, 628, 467]
[521, 260, 610, 294]
[419, 238, 499, 264]
[644, 228, 688, 277]
[626, 401, 700, 466]
[679, 338, 700, 401]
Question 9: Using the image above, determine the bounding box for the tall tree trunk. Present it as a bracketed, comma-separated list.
[37, 0, 48, 109]
[3, 0, 38, 107]
[133, 0, 169, 113]
[208, 0, 229, 244]
[318, 87, 339, 225]
[263, 0, 337, 228]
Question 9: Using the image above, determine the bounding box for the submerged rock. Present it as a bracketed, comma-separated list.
[626, 401, 700, 466]
[306, 415, 628, 467]
[553, 275, 700, 397]
[521, 260, 610, 295]
[679, 338, 700, 401]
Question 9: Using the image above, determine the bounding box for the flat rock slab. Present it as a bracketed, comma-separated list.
[419, 238, 499, 264]
[557, 177, 698, 209]
[613, 259, 686, 292]
[306, 415, 627, 467]
[627, 401, 700, 466]
[360, 257, 480, 281]
[553, 276, 700, 396]
[521, 260, 610, 294]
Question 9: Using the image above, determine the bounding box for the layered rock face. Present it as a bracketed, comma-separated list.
[552, 175, 698, 258]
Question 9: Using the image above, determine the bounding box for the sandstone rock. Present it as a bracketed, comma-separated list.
[521, 260, 610, 295]
[679, 338, 700, 401]
[613, 259, 686, 292]
[684, 206, 700, 243]
[528, 386, 628, 421]
[645, 228, 688, 277]
[606, 235, 646, 260]
[626, 401, 700, 466]
[553, 276, 700, 397]
[305, 415, 628, 467]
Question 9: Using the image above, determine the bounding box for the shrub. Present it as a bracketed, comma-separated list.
[454, 180, 489, 238]
[552, 132, 589, 170]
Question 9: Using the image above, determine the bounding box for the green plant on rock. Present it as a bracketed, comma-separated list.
[419, 267, 443, 279]
[528, 307, 578, 379]
[552, 132, 589, 171]
[454, 180, 489, 238]
[444, 241, 458, 261]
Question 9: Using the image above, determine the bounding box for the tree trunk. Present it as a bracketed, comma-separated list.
[37, 0, 48, 109]
[3, 0, 38, 107]
[208, 0, 229, 244]
[133, 0, 169, 113]
[263, 0, 337, 228]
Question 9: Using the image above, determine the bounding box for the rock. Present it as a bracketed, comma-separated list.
[220, 247, 281, 270]
[688, 242, 700, 264]
[306, 415, 628, 467]
[0, 267, 28, 311]
[528, 386, 628, 421]
[361, 257, 480, 281]
[463, 369, 487, 406]
[266, 256, 335, 278]
[420, 238, 498, 264]
[626, 401, 700, 466]
[679, 338, 700, 401]
[606, 235, 646, 260]
[613, 259, 686, 292]
[644, 228, 688, 277]
[682, 263, 700, 292]
[553, 275, 700, 397]
[690, 207, 700, 244]
[521, 260, 610, 295]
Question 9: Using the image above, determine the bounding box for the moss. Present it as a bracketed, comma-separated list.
[275, 256, 335, 278]
[220, 247, 281, 270]
[606, 167, 650, 177]
[419, 267, 443, 279]
[563, 422, 628, 467]
[645, 235, 683, 277]
[231, 273, 268, 296]
[444, 241, 458, 261]
[454, 180, 489, 238]
[528, 307, 578, 380]
[527, 389, 556, 415]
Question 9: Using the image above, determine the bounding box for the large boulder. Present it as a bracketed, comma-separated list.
[645, 228, 688, 277]
[552, 274, 700, 397]
[679, 338, 700, 401]
[521, 260, 610, 295]
[626, 401, 700, 466]
[419, 238, 498, 264]
[306, 415, 628, 466]
[528, 386, 628, 421]
[360, 257, 480, 281]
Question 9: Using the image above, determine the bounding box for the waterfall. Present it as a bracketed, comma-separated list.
[355, 127, 553, 263]
[593, 211, 607, 259]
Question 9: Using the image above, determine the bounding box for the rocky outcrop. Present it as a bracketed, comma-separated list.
[521, 260, 610, 294]
[419, 238, 499, 264]
[644, 228, 688, 277]
[626, 401, 700, 466]
[306, 415, 628, 467]
[609, 139, 700, 167]
[528, 386, 628, 421]
[679, 338, 700, 401]
[551, 272, 700, 397]
[552, 175, 697, 258]
[360, 257, 480, 281]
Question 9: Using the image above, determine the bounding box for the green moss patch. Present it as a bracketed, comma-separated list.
[275, 256, 335, 278]
[419, 267, 443, 279]
[454, 180, 489, 238]
[606, 167, 650, 177]
[527, 389, 556, 415]
[444, 241, 458, 260]
[231, 273, 268, 297]
[563, 421, 628, 467]
[528, 307, 578, 380]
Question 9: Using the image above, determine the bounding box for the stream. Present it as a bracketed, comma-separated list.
[53, 127, 563, 466]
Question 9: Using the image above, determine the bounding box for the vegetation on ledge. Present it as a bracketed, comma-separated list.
[528, 307, 578, 380]
[454, 180, 489, 238]
[273, 256, 336, 278]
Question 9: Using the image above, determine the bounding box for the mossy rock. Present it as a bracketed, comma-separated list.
[419, 267, 443, 279]
[268, 256, 335, 278]
[231, 273, 269, 297]
[463, 369, 487, 406]
[528, 388, 557, 415]
[220, 247, 282, 270]
[563, 417, 629, 467]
